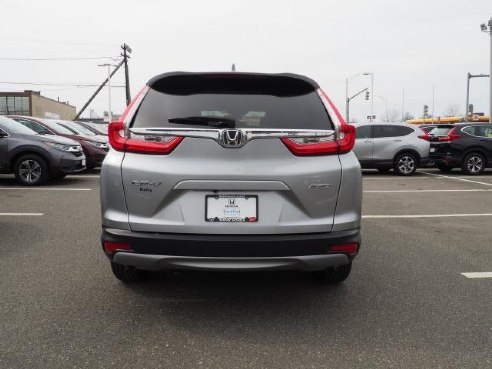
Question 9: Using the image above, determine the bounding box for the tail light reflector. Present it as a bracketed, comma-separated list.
[418, 134, 431, 141]
[108, 121, 183, 154]
[281, 124, 355, 156]
[104, 241, 132, 254]
[330, 243, 359, 256]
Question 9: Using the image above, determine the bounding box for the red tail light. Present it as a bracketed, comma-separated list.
[438, 127, 461, 142]
[281, 124, 355, 156]
[104, 241, 132, 254]
[108, 122, 183, 154]
[330, 243, 359, 256]
[418, 134, 431, 141]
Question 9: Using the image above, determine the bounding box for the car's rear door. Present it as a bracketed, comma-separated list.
[372, 125, 414, 161]
[119, 73, 346, 235]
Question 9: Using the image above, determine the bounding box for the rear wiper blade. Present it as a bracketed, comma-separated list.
[168, 116, 236, 129]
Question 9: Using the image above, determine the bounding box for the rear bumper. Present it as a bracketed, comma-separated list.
[102, 228, 360, 271]
[429, 154, 461, 167]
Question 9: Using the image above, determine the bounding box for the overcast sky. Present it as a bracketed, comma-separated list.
[1, 0, 491, 121]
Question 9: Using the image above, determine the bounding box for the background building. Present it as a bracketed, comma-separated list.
[0, 90, 76, 120]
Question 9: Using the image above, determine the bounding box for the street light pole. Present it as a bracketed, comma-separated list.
[98, 63, 118, 122]
[465, 72, 489, 122]
[345, 72, 372, 123]
[370, 73, 374, 122]
[375, 95, 388, 121]
[345, 77, 349, 123]
[481, 18, 492, 122]
[432, 84, 435, 119]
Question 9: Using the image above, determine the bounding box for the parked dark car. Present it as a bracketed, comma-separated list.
[429, 123, 492, 174]
[0, 116, 85, 185]
[8, 116, 109, 169]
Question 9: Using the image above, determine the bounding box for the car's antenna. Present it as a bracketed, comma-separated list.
[231, 63, 236, 72]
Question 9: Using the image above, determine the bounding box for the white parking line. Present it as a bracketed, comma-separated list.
[0, 187, 91, 191]
[363, 177, 434, 180]
[364, 189, 492, 193]
[363, 213, 492, 219]
[421, 172, 492, 187]
[66, 175, 100, 178]
[461, 272, 492, 279]
[0, 213, 43, 216]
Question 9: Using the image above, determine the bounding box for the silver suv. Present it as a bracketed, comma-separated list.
[352, 122, 430, 175]
[100, 72, 362, 284]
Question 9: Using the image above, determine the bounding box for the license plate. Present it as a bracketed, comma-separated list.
[82, 159, 86, 166]
[206, 195, 258, 222]
[430, 148, 435, 153]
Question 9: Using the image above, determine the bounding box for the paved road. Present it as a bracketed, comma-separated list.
[1, 170, 491, 368]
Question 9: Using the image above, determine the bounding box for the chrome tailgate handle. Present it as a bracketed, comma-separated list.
[130, 128, 336, 148]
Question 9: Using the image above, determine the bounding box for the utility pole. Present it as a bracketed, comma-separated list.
[121, 43, 132, 106]
[74, 59, 124, 120]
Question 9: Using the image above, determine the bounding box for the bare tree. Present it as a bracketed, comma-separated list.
[381, 108, 401, 123]
[442, 104, 461, 117]
[402, 112, 414, 122]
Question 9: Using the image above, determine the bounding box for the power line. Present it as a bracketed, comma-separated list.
[0, 37, 116, 47]
[0, 56, 120, 61]
[0, 81, 124, 87]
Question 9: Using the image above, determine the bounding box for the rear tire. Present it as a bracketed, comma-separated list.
[394, 152, 417, 176]
[14, 154, 49, 186]
[110, 261, 146, 283]
[437, 164, 452, 173]
[461, 152, 485, 175]
[312, 263, 352, 284]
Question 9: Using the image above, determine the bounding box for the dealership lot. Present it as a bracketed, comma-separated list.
[1, 170, 491, 369]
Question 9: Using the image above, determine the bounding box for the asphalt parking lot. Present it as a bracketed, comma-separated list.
[1, 169, 491, 369]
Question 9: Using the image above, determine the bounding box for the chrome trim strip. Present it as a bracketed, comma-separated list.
[130, 127, 335, 138]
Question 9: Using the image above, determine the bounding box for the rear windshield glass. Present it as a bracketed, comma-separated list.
[429, 127, 453, 136]
[132, 80, 333, 130]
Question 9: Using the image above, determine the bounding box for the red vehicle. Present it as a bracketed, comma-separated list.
[8, 116, 109, 169]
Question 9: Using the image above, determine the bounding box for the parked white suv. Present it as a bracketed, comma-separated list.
[352, 122, 430, 175]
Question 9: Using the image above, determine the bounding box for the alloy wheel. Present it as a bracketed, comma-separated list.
[467, 156, 483, 173]
[18, 159, 42, 184]
[397, 156, 415, 175]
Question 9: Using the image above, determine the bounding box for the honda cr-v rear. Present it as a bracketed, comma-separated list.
[100, 72, 362, 284]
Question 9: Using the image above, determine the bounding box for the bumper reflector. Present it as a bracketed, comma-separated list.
[104, 241, 132, 254]
[330, 243, 359, 255]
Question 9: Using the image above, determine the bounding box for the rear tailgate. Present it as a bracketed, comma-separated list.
[121, 136, 342, 234]
[118, 72, 346, 235]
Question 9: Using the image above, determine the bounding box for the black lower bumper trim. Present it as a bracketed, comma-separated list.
[102, 228, 361, 258]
